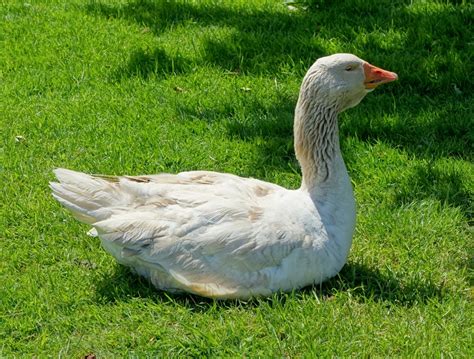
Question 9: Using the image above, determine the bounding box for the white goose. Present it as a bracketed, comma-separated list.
[51, 54, 397, 299]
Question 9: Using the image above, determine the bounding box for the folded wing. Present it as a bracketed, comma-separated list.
[51, 169, 317, 298]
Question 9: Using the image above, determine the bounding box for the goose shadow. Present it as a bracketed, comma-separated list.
[93, 261, 445, 310]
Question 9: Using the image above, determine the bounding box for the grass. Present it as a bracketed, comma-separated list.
[1, 0, 473, 356]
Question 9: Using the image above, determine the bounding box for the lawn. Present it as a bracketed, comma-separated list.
[1, 0, 473, 356]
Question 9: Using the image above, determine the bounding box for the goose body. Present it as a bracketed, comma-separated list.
[52, 54, 397, 299]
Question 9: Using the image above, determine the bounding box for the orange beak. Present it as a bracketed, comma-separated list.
[363, 62, 398, 89]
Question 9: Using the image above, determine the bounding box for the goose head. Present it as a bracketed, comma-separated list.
[302, 53, 398, 112]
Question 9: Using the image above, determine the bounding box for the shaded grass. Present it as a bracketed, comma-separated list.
[1, 0, 473, 356]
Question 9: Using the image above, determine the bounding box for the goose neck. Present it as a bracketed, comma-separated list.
[294, 100, 342, 191]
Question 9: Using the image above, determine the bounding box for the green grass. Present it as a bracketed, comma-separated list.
[1, 0, 473, 356]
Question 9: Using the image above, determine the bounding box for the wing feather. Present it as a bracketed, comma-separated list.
[52, 168, 318, 298]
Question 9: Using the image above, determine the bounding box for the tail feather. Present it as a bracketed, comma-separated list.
[51, 168, 129, 225]
[51, 191, 97, 224]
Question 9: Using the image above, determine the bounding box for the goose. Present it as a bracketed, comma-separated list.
[51, 54, 397, 299]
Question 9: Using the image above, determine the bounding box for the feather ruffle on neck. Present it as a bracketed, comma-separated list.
[294, 78, 340, 189]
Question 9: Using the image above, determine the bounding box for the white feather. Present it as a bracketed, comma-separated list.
[51, 54, 397, 299]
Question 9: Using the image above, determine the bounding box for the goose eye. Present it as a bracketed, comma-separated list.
[345, 65, 355, 71]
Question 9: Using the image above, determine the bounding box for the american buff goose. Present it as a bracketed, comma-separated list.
[51, 54, 397, 299]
